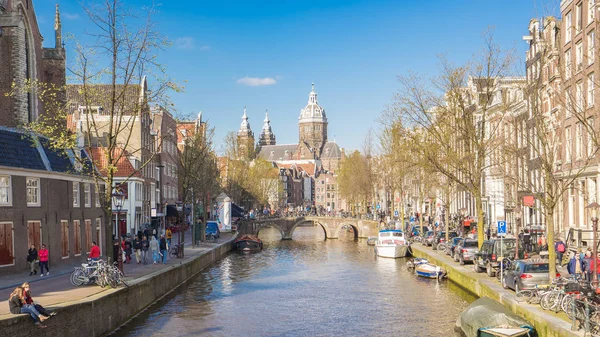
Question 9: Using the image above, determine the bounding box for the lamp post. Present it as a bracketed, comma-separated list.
[515, 206, 522, 260]
[459, 208, 467, 238]
[112, 191, 125, 273]
[587, 202, 600, 287]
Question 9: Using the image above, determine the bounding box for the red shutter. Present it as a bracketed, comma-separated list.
[0, 223, 13, 265]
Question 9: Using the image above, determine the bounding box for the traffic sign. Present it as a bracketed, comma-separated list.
[497, 220, 507, 236]
[394, 210, 399, 217]
[376, 204, 380, 210]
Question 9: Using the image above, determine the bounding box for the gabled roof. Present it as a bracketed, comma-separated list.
[87, 147, 142, 178]
[0, 127, 77, 174]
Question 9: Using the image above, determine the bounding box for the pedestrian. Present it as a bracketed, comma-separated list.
[8, 286, 48, 328]
[133, 236, 142, 264]
[38, 244, 49, 277]
[124, 237, 133, 264]
[567, 252, 584, 280]
[150, 235, 159, 264]
[523, 230, 531, 253]
[27, 244, 38, 276]
[159, 235, 168, 264]
[555, 238, 566, 266]
[166, 227, 172, 247]
[538, 234, 547, 251]
[113, 236, 120, 264]
[584, 251, 593, 282]
[89, 241, 100, 261]
[141, 235, 149, 265]
[22, 282, 56, 318]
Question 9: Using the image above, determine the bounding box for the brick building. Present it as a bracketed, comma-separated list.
[0, 1, 103, 274]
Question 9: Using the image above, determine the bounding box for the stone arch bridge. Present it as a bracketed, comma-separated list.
[237, 217, 380, 240]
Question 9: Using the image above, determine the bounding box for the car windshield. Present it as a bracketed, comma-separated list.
[464, 241, 478, 247]
[524, 263, 549, 273]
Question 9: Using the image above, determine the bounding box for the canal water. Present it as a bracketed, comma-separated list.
[114, 226, 476, 337]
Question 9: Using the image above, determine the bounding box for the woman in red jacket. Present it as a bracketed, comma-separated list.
[38, 244, 49, 277]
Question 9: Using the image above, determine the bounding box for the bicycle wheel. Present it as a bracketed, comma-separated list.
[540, 291, 559, 310]
[70, 268, 84, 286]
[561, 294, 574, 313]
[516, 290, 534, 303]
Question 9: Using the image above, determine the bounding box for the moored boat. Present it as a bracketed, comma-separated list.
[235, 234, 263, 252]
[455, 297, 538, 337]
[406, 257, 429, 269]
[415, 263, 446, 279]
[366, 236, 377, 246]
[375, 229, 410, 258]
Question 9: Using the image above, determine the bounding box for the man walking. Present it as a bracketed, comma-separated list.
[159, 235, 168, 264]
[555, 238, 566, 266]
[150, 235, 159, 264]
[133, 236, 142, 264]
[89, 241, 100, 261]
[27, 245, 38, 276]
[141, 236, 149, 265]
[38, 244, 49, 277]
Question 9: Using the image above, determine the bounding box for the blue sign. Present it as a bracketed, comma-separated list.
[394, 210, 399, 217]
[497, 221, 507, 236]
[376, 204, 381, 210]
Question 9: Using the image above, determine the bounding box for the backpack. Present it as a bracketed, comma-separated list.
[557, 242, 565, 253]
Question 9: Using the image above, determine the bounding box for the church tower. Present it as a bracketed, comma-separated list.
[298, 83, 328, 159]
[258, 110, 276, 146]
[237, 107, 255, 159]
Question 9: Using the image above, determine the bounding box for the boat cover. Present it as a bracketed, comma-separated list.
[456, 297, 537, 337]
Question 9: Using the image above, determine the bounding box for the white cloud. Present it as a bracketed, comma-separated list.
[175, 37, 194, 49]
[236, 77, 277, 87]
[199, 45, 211, 51]
[63, 12, 79, 20]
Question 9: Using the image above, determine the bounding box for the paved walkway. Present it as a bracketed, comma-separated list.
[0, 231, 234, 317]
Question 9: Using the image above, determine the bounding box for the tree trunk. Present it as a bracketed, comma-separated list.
[476, 196, 485, 248]
[546, 207, 557, 280]
[104, 210, 114, 263]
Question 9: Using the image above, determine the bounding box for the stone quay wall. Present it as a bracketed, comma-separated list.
[411, 244, 584, 337]
[0, 236, 236, 337]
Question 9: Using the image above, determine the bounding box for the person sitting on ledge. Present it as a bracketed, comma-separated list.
[22, 282, 56, 318]
[8, 286, 49, 328]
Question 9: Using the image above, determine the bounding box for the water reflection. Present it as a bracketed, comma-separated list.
[115, 226, 473, 337]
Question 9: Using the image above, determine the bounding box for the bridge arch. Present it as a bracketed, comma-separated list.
[289, 219, 329, 240]
[333, 222, 360, 240]
[255, 222, 285, 239]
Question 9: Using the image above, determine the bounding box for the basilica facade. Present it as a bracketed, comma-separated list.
[236, 84, 344, 211]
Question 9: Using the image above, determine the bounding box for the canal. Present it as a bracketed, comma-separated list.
[114, 226, 476, 337]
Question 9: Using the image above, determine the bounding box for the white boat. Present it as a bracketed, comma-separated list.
[375, 230, 410, 258]
[366, 236, 377, 246]
[415, 263, 446, 279]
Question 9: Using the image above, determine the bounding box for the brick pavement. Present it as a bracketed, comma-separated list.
[0, 231, 233, 317]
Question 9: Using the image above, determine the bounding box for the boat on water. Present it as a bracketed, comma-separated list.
[455, 297, 538, 337]
[415, 263, 446, 279]
[235, 234, 263, 252]
[406, 257, 429, 269]
[366, 236, 377, 246]
[375, 229, 410, 258]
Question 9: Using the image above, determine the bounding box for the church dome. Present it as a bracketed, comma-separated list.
[298, 83, 327, 123]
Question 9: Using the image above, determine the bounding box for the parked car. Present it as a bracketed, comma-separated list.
[445, 237, 463, 256]
[454, 239, 479, 265]
[434, 231, 458, 250]
[502, 259, 557, 292]
[205, 221, 220, 240]
[424, 231, 435, 246]
[473, 238, 526, 277]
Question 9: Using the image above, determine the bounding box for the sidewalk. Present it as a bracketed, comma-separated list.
[0, 231, 233, 316]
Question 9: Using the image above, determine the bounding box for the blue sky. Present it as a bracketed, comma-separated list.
[35, 0, 559, 153]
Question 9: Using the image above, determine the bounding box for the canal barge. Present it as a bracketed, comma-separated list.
[375, 229, 410, 258]
[235, 234, 263, 252]
[456, 297, 538, 337]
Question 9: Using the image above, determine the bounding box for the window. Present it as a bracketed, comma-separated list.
[590, 0, 596, 23]
[94, 185, 101, 208]
[73, 182, 80, 207]
[576, 41, 583, 71]
[576, 123, 583, 159]
[588, 118, 595, 156]
[566, 11, 572, 43]
[566, 86, 573, 117]
[26, 178, 40, 206]
[588, 31, 595, 65]
[589, 73, 595, 107]
[0, 176, 11, 206]
[565, 49, 572, 79]
[85, 219, 92, 253]
[84, 183, 91, 207]
[73, 220, 81, 256]
[566, 126, 572, 162]
[0, 222, 14, 266]
[61, 220, 69, 258]
[577, 3, 582, 33]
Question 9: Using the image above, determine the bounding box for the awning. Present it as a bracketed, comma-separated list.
[231, 203, 245, 218]
[166, 205, 178, 217]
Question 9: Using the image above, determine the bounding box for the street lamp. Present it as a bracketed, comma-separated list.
[112, 191, 125, 273]
[587, 202, 600, 286]
[515, 206, 522, 260]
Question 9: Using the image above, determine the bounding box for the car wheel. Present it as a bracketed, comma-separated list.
[460, 256, 465, 266]
[473, 262, 481, 273]
[486, 263, 495, 277]
[502, 276, 508, 289]
[515, 282, 520, 293]
[453, 252, 459, 262]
